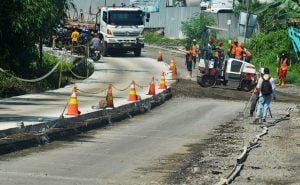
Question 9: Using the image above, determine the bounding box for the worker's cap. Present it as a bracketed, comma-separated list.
[192, 39, 196, 42]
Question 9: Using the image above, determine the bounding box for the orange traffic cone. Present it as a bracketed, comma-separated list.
[106, 84, 114, 108]
[159, 72, 167, 89]
[157, 49, 163, 61]
[169, 56, 177, 79]
[65, 86, 81, 116]
[148, 77, 156, 95]
[128, 80, 138, 101]
[169, 55, 175, 70]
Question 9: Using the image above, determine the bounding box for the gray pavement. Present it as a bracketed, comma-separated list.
[0, 54, 171, 132]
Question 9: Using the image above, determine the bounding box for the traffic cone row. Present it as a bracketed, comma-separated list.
[65, 74, 168, 116]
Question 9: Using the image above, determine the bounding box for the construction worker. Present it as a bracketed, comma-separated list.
[185, 46, 193, 78]
[71, 27, 80, 54]
[277, 51, 289, 87]
[235, 42, 244, 60]
[244, 48, 252, 63]
[191, 39, 198, 68]
[214, 41, 225, 69]
[229, 38, 238, 58]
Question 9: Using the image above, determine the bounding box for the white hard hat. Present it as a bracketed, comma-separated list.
[193, 39, 196, 42]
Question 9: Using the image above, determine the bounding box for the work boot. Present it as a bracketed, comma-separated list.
[276, 80, 282, 86]
[281, 79, 285, 87]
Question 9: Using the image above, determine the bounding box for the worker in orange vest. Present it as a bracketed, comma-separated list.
[244, 48, 252, 63]
[277, 51, 289, 87]
[229, 38, 238, 58]
[191, 39, 198, 68]
[235, 42, 244, 60]
[185, 46, 193, 78]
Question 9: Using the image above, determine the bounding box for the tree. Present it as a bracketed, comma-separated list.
[181, 12, 215, 48]
[0, 0, 73, 75]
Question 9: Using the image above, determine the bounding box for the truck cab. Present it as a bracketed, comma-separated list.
[96, 6, 149, 57]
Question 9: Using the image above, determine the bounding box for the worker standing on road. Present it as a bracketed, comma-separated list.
[235, 42, 244, 60]
[249, 69, 263, 117]
[229, 38, 238, 58]
[214, 41, 225, 70]
[191, 39, 198, 68]
[254, 68, 276, 123]
[71, 27, 80, 54]
[277, 51, 289, 87]
[185, 46, 193, 78]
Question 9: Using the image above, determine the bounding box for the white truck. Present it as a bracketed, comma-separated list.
[95, 6, 150, 57]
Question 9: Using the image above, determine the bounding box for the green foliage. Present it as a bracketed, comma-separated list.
[0, 0, 73, 74]
[181, 12, 215, 47]
[247, 29, 300, 85]
[145, 32, 185, 46]
[248, 29, 296, 66]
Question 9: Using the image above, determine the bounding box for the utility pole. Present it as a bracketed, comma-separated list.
[243, 0, 250, 43]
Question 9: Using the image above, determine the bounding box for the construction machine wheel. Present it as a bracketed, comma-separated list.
[240, 79, 253, 92]
[199, 74, 216, 87]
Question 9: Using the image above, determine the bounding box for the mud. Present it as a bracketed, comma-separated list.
[160, 79, 300, 185]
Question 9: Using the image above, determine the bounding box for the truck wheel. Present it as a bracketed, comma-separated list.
[200, 74, 216, 87]
[240, 80, 253, 92]
[134, 48, 141, 57]
[101, 41, 108, 57]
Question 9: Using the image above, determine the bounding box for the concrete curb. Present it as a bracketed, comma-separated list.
[0, 88, 172, 155]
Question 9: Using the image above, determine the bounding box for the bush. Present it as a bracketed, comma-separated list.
[145, 32, 185, 46]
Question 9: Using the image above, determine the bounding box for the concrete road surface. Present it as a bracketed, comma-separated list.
[0, 98, 244, 185]
[0, 55, 170, 131]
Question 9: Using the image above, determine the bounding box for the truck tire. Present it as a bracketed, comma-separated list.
[134, 48, 141, 57]
[101, 41, 108, 57]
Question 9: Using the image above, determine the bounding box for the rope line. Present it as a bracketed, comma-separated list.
[68, 67, 87, 79]
[0, 60, 62, 83]
[112, 84, 131, 91]
[77, 88, 107, 95]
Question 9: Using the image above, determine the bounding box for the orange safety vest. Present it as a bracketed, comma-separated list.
[235, 46, 243, 60]
[280, 58, 288, 71]
[186, 50, 193, 62]
[230, 43, 237, 55]
[245, 50, 251, 57]
[192, 44, 197, 56]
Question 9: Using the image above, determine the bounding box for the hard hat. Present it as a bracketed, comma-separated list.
[208, 37, 215, 43]
[193, 39, 196, 42]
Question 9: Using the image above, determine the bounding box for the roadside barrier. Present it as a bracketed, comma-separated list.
[128, 80, 138, 101]
[65, 86, 81, 116]
[157, 49, 163, 61]
[159, 72, 167, 89]
[148, 77, 156, 95]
